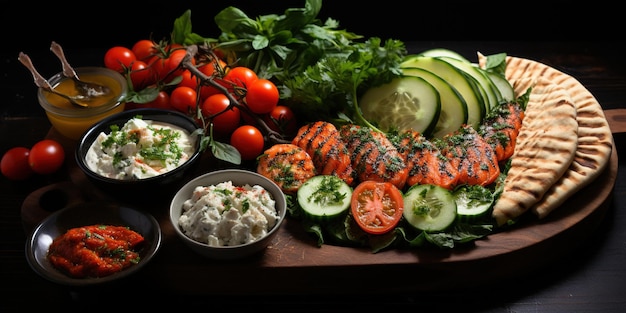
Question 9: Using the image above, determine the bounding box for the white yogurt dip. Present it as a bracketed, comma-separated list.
[85, 117, 196, 180]
[178, 181, 280, 247]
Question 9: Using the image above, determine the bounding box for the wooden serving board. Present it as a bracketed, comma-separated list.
[22, 109, 621, 294]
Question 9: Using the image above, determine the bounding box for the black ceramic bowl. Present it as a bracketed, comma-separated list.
[75, 108, 203, 202]
[25, 201, 162, 286]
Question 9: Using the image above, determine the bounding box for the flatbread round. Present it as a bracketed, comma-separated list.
[491, 76, 579, 226]
[505, 56, 614, 219]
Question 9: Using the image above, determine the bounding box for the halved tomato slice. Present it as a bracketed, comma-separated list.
[350, 180, 404, 235]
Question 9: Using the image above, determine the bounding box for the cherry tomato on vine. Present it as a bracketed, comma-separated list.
[131, 39, 157, 61]
[263, 105, 298, 137]
[129, 60, 153, 90]
[200, 94, 240, 134]
[223, 66, 258, 95]
[230, 125, 265, 161]
[166, 49, 196, 77]
[1, 147, 33, 180]
[28, 139, 65, 175]
[144, 90, 172, 110]
[104, 46, 136, 73]
[198, 58, 228, 99]
[245, 79, 279, 114]
[350, 181, 404, 235]
[179, 70, 198, 90]
[169, 86, 198, 114]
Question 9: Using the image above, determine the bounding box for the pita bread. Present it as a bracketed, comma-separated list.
[504, 56, 613, 219]
[491, 76, 579, 226]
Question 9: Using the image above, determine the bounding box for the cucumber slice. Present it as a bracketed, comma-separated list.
[402, 184, 457, 232]
[453, 185, 494, 222]
[401, 56, 484, 129]
[401, 67, 468, 138]
[416, 48, 470, 63]
[297, 175, 353, 222]
[484, 71, 514, 102]
[359, 76, 440, 136]
[437, 56, 500, 114]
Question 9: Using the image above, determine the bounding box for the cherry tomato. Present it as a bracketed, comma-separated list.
[263, 105, 298, 137]
[198, 58, 228, 99]
[166, 49, 196, 77]
[129, 60, 153, 90]
[28, 139, 65, 175]
[178, 70, 198, 90]
[144, 90, 172, 110]
[169, 86, 198, 114]
[1, 147, 33, 180]
[131, 39, 157, 61]
[200, 94, 240, 134]
[230, 125, 265, 161]
[146, 54, 168, 82]
[223, 66, 258, 95]
[350, 180, 404, 235]
[104, 46, 136, 73]
[245, 79, 279, 114]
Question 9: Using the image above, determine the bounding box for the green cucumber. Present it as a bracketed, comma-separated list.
[484, 71, 514, 102]
[416, 48, 470, 63]
[297, 175, 353, 222]
[437, 56, 501, 114]
[401, 56, 484, 129]
[402, 184, 457, 232]
[359, 75, 441, 136]
[453, 185, 494, 222]
[401, 67, 468, 138]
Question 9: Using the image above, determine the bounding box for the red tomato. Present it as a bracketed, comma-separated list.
[1, 147, 33, 180]
[129, 60, 153, 90]
[198, 58, 228, 99]
[263, 105, 298, 137]
[104, 46, 136, 73]
[144, 90, 172, 110]
[350, 181, 404, 235]
[169, 86, 198, 114]
[146, 54, 167, 82]
[28, 139, 65, 175]
[166, 49, 196, 77]
[245, 79, 279, 114]
[178, 70, 198, 90]
[223, 66, 258, 95]
[230, 125, 265, 161]
[131, 39, 157, 61]
[200, 94, 240, 134]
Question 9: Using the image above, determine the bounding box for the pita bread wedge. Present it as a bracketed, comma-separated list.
[504, 56, 613, 219]
[491, 76, 579, 226]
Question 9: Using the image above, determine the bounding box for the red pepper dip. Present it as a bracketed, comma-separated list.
[47, 224, 145, 278]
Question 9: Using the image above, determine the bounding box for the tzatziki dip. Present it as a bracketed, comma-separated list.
[85, 117, 196, 180]
[178, 181, 280, 247]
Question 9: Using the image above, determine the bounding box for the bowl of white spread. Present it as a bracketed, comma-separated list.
[75, 108, 203, 202]
[169, 169, 287, 260]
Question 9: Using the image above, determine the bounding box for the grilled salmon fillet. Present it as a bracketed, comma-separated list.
[339, 124, 408, 189]
[479, 101, 525, 163]
[390, 129, 459, 189]
[291, 121, 356, 186]
[257, 143, 317, 194]
[438, 124, 500, 187]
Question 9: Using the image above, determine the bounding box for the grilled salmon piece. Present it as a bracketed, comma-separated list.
[438, 124, 500, 187]
[291, 121, 356, 186]
[479, 101, 525, 162]
[390, 129, 459, 189]
[257, 143, 317, 194]
[339, 124, 408, 189]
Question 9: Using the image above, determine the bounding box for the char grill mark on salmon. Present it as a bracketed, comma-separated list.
[339, 124, 408, 189]
[257, 143, 316, 194]
[438, 124, 500, 187]
[479, 101, 525, 163]
[291, 121, 355, 186]
[390, 129, 459, 189]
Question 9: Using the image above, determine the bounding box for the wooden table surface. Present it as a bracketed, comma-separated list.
[1, 12, 624, 310]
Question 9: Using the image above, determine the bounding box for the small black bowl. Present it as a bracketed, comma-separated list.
[25, 201, 162, 286]
[75, 108, 203, 202]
